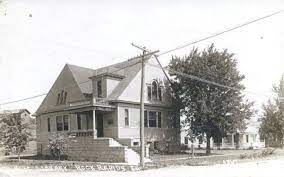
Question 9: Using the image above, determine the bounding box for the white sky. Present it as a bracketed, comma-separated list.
[0, 0, 283, 116]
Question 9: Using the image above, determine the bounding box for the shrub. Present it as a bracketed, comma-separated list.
[47, 134, 68, 160]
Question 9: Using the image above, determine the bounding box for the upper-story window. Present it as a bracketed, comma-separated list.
[124, 109, 129, 127]
[152, 81, 158, 100]
[97, 80, 102, 98]
[47, 118, 51, 132]
[147, 80, 163, 101]
[56, 90, 68, 105]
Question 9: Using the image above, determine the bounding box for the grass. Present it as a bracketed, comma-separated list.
[0, 148, 283, 171]
[150, 149, 263, 162]
[145, 148, 283, 169]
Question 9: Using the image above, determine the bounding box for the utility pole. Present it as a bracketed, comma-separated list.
[140, 48, 146, 167]
[131, 43, 159, 168]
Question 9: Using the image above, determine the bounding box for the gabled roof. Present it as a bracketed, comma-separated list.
[67, 56, 145, 99]
[0, 109, 30, 115]
[67, 64, 95, 94]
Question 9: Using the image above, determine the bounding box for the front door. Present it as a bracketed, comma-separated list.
[96, 113, 104, 137]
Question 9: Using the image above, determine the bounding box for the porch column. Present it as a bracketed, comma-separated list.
[231, 134, 235, 148]
[221, 138, 224, 148]
[93, 109, 97, 139]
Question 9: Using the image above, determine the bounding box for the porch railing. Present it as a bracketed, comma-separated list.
[94, 97, 110, 105]
[68, 130, 94, 137]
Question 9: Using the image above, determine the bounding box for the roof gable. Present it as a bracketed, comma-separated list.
[35, 64, 87, 115]
[67, 64, 95, 94]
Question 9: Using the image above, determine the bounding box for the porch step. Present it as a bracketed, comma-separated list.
[107, 138, 152, 165]
[126, 148, 140, 165]
[109, 138, 123, 147]
[108, 138, 147, 165]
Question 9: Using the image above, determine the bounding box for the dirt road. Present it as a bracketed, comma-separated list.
[0, 157, 284, 177]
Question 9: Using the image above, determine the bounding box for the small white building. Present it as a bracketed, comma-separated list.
[181, 121, 265, 149]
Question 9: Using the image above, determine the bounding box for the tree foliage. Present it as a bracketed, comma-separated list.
[0, 112, 32, 160]
[169, 44, 254, 154]
[259, 77, 284, 147]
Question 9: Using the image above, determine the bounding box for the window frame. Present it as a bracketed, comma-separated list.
[184, 137, 189, 145]
[47, 117, 51, 132]
[86, 114, 93, 130]
[148, 111, 157, 128]
[63, 115, 69, 131]
[124, 109, 130, 127]
[147, 80, 163, 102]
[77, 114, 82, 130]
[56, 116, 63, 131]
[56, 93, 61, 105]
[63, 92, 67, 104]
[152, 81, 158, 100]
[97, 79, 102, 98]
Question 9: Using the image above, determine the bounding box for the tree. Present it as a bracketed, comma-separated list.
[259, 76, 284, 147]
[169, 44, 254, 154]
[0, 112, 32, 161]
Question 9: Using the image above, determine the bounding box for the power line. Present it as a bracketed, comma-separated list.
[1, 10, 281, 107]
[158, 10, 283, 56]
[146, 62, 273, 98]
[0, 94, 47, 106]
[0, 56, 145, 107]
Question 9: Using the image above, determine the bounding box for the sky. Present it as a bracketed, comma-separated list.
[0, 0, 283, 116]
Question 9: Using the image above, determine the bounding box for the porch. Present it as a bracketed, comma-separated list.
[67, 98, 117, 139]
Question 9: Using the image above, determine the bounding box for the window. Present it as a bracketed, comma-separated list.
[147, 80, 163, 101]
[86, 115, 93, 130]
[157, 112, 162, 128]
[144, 110, 148, 127]
[97, 80, 102, 98]
[145, 111, 162, 128]
[60, 90, 64, 104]
[152, 81, 158, 100]
[47, 118, 51, 132]
[149, 111, 157, 127]
[56, 90, 68, 105]
[77, 114, 81, 130]
[124, 109, 129, 126]
[57, 93, 60, 105]
[63, 115, 69, 131]
[246, 135, 249, 143]
[63, 92, 67, 104]
[184, 137, 189, 145]
[56, 116, 63, 131]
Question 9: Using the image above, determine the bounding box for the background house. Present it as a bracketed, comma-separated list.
[0, 109, 36, 155]
[181, 120, 265, 150]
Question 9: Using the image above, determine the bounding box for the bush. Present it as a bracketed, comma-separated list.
[261, 148, 276, 157]
[47, 134, 68, 160]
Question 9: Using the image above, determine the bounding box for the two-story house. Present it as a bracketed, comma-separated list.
[35, 56, 180, 164]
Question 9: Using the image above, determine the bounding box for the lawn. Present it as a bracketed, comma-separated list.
[150, 149, 263, 162]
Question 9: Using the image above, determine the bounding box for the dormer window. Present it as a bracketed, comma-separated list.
[97, 80, 102, 98]
[152, 81, 158, 100]
[56, 90, 68, 105]
[147, 80, 163, 101]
